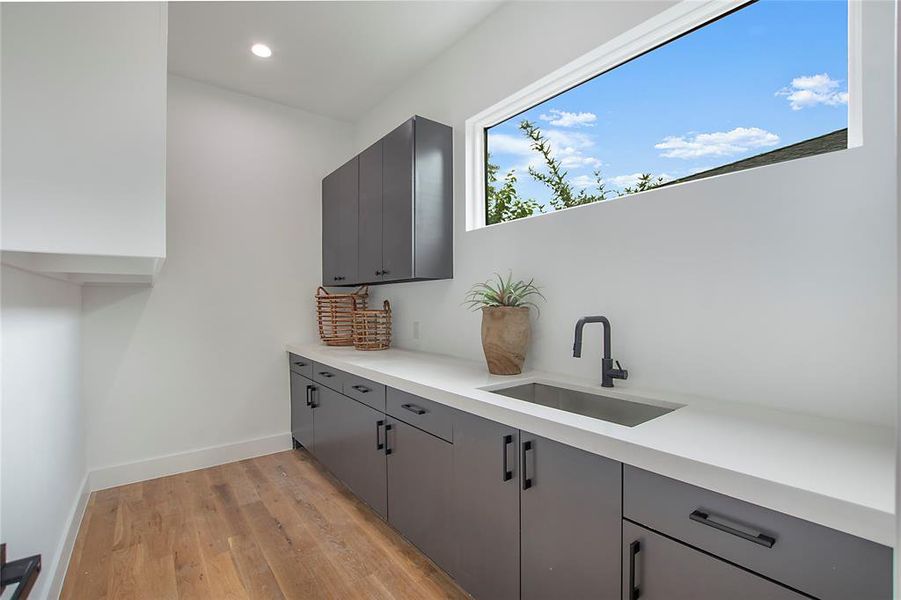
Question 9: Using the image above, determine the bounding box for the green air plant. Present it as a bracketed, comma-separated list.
[464, 272, 545, 315]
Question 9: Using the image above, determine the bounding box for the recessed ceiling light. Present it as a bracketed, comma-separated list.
[251, 43, 272, 58]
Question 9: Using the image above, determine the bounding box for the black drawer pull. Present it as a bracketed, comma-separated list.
[629, 540, 641, 600]
[351, 384, 371, 394]
[305, 384, 313, 407]
[521, 440, 533, 490]
[384, 423, 393, 455]
[376, 420, 385, 450]
[689, 510, 776, 548]
[501, 434, 513, 481]
[401, 403, 427, 415]
[318, 371, 335, 378]
[293, 361, 307, 367]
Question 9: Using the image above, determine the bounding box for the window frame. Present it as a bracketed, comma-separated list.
[465, 0, 861, 231]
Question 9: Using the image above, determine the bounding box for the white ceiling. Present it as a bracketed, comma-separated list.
[168, 1, 502, 121]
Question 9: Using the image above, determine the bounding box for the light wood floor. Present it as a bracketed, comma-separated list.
[60, 449, 468, 599]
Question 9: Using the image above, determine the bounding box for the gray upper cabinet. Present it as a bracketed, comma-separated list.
[322, 115, 452, 286]
[358, 140, 384, 282]
[322, 156, 359, 285]
[622, 521, 807, 600]
[380, 119, 415, 282]
[452, 410, 520, 600]
[520, 432, 622, 600]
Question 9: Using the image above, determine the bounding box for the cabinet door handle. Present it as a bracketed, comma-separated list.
[689, 510, 776, 548]
[381, 269, 390, 275]
[293, 361, 307, 367]
[400, 403, 427, 415]
[351, 384, 370, 394]
[376, 420, 385, 450]
[375, 270, 383, 276]
[501, 434, 513, 481]
[305, 384, 313, 407]
[318, 371, 335, 378]
[629, 540, 641, 600]
[521, 440, 533, 490]
[308, 386, 319, 408]
[384, 423, 393, 455]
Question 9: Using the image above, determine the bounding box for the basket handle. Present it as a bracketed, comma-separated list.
[353, 285, 369, 296]
[383, 300, 391, 311]
[316, 286, 330, 297]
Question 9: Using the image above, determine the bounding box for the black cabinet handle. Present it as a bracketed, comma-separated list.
[351, 384, 370, 394]
[689, 510, 776, 548]
[384, 423, 393, 455]
[401, 403, 427, 415]
[375, 270, 383, 276]
[521, 440, 533, 490]
[318, 371, 335, 378]
[305, 384, 313, 407]
[333, 276, 346, 282]
[629, 540, 641, 600]
[376, 420, 385, 450]
[501, 434, 513, 481]
[309, 386, 319, 408]
[382, 269, 390, 275]
[293, 361, 307, 367]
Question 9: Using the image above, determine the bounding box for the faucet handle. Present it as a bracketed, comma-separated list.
[615, 360, 623, 370]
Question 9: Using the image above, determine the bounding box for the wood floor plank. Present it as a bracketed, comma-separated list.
[61, 449, 467, 599]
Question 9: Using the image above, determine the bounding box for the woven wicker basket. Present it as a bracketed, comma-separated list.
[353, 300, 392, 351]
[316, 286, 368, 346]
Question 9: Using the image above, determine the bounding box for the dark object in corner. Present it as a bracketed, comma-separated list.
[0, 543, 42, 600]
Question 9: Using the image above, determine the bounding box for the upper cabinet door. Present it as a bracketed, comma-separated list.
[322, 157, 359, 285]
[381, 119, 415, 282]
[358, 141, 384, 282]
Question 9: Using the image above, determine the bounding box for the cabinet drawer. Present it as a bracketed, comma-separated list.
[387, 388, 455, 442]
[343, 374, 386, 411]
[623, 466, 891, 600]
[622, 520, 806, 600]
[313, 362, 346, 392]
[288, 353, 313, 378]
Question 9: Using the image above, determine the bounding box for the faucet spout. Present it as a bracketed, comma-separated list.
[572, 315, 626, 388]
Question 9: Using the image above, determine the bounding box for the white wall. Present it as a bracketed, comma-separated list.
[1, 266, 87, 600]
[81, 76, 352, 474]
[354, 0, 898, 425]
[1, 2, 167, 258]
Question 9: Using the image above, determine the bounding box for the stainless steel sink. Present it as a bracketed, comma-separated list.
[486, 382, 678, 427]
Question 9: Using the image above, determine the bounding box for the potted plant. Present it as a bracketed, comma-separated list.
[464, 273, 545, 375]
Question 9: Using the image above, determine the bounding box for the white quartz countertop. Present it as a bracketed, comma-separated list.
[285, 342, 895, 547]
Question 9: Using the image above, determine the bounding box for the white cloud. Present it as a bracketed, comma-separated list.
[539, 109, 597, 127]
[655, 127, 779, 159]
[487, 133, 533, 157]
[775, 73, 848, 110]
[569, 174, 598, 190]
[605, 172, 673, 189]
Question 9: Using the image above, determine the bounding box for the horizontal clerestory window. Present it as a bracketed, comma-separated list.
[481, 0, 849, 226]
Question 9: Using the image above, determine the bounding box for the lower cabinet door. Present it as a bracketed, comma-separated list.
[452, 411, 520, 600]
[290, 371, 315, 451]
[622, 521, 808, 600]
[520, 432, 622, 600]
[313, 386, 387, 518]
[386, 418, 454, 574]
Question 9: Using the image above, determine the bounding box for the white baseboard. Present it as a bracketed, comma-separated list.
[46, 473, 91, 600]
[88, 432, 293, 491]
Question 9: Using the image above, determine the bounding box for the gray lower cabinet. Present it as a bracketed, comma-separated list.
[452, 411, 520, 600]
[321, 155, 359, 285]
[312, 385, 387, 518]
[520, 432, 622, 600]
[622, 520, 807, 600]
[289, 371, 315, 451]
[386, 418, 454, 574]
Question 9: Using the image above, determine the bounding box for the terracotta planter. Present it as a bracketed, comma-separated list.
[480, 306, 531, 375]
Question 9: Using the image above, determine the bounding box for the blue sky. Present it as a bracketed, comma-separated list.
[487, 0, 849, 206]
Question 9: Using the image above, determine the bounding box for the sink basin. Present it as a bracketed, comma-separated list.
[485, 382, 679, 427]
